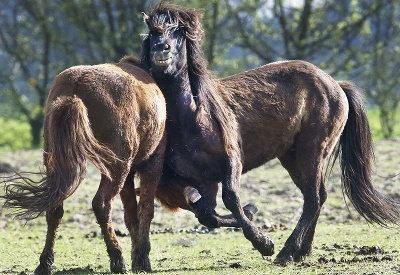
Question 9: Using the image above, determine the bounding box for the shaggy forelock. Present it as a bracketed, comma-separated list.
[145, 2, 204, 41]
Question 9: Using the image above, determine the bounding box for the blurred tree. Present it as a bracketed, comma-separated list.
[61, 0, 148, 63]
[225, 0, 400, 137]
[0, 0, 57, 147]
[356, 1, 400, 138]
[1, 0, 400, 148]
[0, 0, 151, 148]
[225, 0, 393, 71]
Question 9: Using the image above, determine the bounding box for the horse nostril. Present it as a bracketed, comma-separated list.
[164, 43, 171, 51]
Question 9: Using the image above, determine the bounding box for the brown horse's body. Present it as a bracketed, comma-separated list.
[2, 57, 166, 274]
[141, 3, 400, 265]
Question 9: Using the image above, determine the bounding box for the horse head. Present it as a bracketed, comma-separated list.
[141, 3, 204, 77]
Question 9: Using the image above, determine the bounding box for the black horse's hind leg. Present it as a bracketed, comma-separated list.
[274, 149, 327, 265]
[297, 183, 327, 257]
[34, 204, 64, 275]
[93, 171, 130, 274]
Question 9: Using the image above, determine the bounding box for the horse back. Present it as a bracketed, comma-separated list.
[46, 59, 166, 163]
[221, 60, 348, 171]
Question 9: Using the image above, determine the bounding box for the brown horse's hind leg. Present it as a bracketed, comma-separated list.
[130, 146, 165, 273]
[120, 170, 139, 246]
[34, 205, 64, 275]
[274, 149, 327, 265]
[120, 170, 148, 272]
[93, 172, 129, 274]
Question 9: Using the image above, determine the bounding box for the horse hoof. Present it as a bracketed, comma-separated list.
[243, 204, 258, 220]
[132, 263, 152, 273]
[132, 252, 151, 273]
[183, 186, 202, 204]
[253, 234, 274, 257]
[274, 247, 294, 266]
[33, 264, 52, 275]
[273, 255, 294, 266]
[110, 259, 129, 274]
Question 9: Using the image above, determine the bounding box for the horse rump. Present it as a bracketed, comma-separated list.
[1, 95, 116, 219]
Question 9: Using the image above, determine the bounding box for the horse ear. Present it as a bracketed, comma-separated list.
[141, 12, 149, 24]
[140, 35, 152, 71]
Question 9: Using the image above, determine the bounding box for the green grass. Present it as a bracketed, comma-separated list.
[1, 139, 400, 274]
[0, 222, 399, 274]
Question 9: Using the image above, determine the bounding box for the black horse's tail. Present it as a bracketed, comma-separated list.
[334, 81, 399, 226]
[1, 96, 115, 219]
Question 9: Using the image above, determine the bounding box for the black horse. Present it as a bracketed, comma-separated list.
[141, 3, 399, 265]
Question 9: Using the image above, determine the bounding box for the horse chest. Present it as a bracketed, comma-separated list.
[166, 133, 224, 182]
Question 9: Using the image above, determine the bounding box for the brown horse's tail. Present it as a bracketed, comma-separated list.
[2, 96, 116, 219]
[334, 81, 399, 226]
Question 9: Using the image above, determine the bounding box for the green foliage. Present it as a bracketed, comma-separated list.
[367, 107, 400, 139]
[0, 117, 32, 150]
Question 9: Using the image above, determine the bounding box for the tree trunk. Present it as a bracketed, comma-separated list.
[29, 118, 43, 148]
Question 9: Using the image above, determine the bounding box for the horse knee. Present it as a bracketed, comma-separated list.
[92, 195, 110, 221]
[197, 214, 219, 228]
[222, 189, 240, 213]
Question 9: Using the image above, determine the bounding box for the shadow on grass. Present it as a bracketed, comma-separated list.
[53, 267, 109, 275]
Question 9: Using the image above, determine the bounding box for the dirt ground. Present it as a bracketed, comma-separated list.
[0, 139, 399, 274]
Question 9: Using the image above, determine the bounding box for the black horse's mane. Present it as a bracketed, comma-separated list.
[141, 2, 240, 156]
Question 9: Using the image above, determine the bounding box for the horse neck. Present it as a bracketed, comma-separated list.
[154, 72, 199, 129]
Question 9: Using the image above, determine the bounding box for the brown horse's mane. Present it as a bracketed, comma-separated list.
[141, 2, 240, 156]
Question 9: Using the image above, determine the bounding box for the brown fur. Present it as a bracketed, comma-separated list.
[141, 3, 400, 265]
[1, 56, 166, 273]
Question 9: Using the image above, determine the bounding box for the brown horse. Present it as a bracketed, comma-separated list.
[1, 56, 166, 274]
[140, 3, 400, 265]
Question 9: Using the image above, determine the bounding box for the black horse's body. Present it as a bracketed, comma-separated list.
[140, 3, 399, 265]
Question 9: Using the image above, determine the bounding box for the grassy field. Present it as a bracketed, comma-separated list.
[0, 139, 400, 274]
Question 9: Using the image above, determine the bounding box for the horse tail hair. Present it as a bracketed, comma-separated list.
[2, 95, 116, 219]
[335, 80, 399, 226]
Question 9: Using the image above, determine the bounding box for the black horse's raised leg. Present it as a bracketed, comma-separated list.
[34, 205, 64, 275]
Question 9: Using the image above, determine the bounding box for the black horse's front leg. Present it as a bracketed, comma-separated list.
[220, 156, 274, 257]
